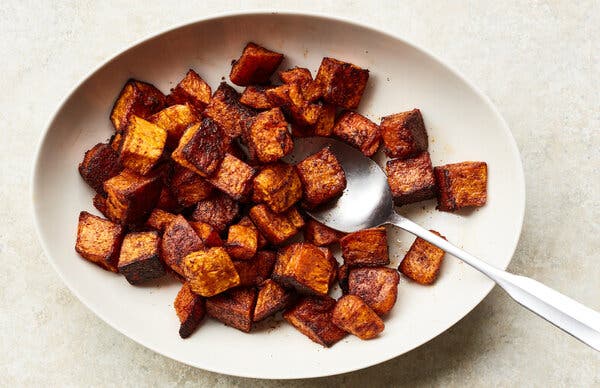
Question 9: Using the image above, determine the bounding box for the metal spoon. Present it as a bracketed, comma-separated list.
[287, 137, 600, 352]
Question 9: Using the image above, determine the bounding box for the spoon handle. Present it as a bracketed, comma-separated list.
[387, 213, 600, 352]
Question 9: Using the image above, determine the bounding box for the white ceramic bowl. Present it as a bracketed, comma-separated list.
[32, 11, 525, 379]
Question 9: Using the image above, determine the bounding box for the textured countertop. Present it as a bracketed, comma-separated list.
[1, 1, 599, 386]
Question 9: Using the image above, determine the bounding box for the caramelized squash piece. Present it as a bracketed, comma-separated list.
[249, 204, 304, 245]
[75, 211, 124, 272]
[399, 230, 447, 285]
[206, 287, 257, 333]
[283, 296, 347, 347]
[78, 143, 121, 194]
[348, 267, 399, 315]
[295, 148, 347, 208]
[103, 170, 162, 225]
[332, 295, 384, 340]
[340, 227, 389, 267]
[161, 215, 204, 276]
[119, 116, 167, 176]
[380, 109, 428, 159]
[386, 152, 436, 206]
[174, 282, 206, 338]
[230, 42, 284, 86]
[314, 57, 369, 110]
[434, 162, 488, 211]
[272, 243, 334, 296]
[110, 79, 166, 133]
[252, 163, 302, 213]
[253, 279, 293, 322]
[182, 247, 240, 297]
[332, 111, 380, 157]
[118, 231, 165, 284]
[191, 193, 240, 232]
[167, 69, 212, 111]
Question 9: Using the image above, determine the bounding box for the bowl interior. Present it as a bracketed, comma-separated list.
[32, 12, 524, 379]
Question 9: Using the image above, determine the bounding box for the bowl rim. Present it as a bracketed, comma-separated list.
[31, 10, 526, 379]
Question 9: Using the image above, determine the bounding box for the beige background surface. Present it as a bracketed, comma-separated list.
[1, 1, 599, 386]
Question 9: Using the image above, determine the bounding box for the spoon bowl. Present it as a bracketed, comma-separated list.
[287, 137, 393, 232]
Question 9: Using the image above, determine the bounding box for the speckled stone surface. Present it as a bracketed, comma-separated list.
[1, 1, 599, 386]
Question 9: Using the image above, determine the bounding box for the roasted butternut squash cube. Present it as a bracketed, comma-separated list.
[206, 287, 257, 333]
[386, 152, 436, 206]
[338, 264, 350, 294]
[75, 211, 124, 272]
[145, 208, 177, 232]
[332, 295, 384, 340]
[225, 224, 258, 260]
[252, 163, 302, 213]
[233, 260, 260, 287]
[103, 170, 162, 225]
[249, 204, 305, 245]
[244, 108, 293, 163]
[182, 247, 240, 297]
[206, 154, 256, 201]
[318, 246, 339, 288]
[171, 123, 204, 175]
[160, 215, 204, 276]
[174, 282, 206, 338]
[340, 227, 389, 267]
[295, 148, 347, 208]
[78, 143, 121, 194]
[304, 219, 344, 246]
[434, 161, 488, 211]
[265, 85, 291, 107]
[93, 193, 109, 218]
[230, 42, 284, 86]
[255, 250, 277, 279]
[170, 167, 213, 208]
[291, 102, 336, 138]
[348, 267, 399, 315]
[156, 186, 180, 212]
[240, 85, 275, 110]
[399, 230, 447, 285]
[283, 296, 347, 347]
[264, 84, 289, 107]
[253, 279, 293, 322]
[332, 111, 380, 157]
[172, 118, 227, 177]
[238, 216, 268, 249]
[167, 69, 212, 112]
[312, 103, 337, 137]
[189, 221, 223, 247]
[291, 104, 336, 138]
[278, 67, 312, 85]
[278, 67, 321, 101]
[117, 231, 165, 285]
[314, 57, 369, 110]
[266, 83, 321, 127]
[233, 250, 277, 287]
[272, 243, 334, 296]
[180, 117, 227, 177]
[191, 193, 240, 232]
[203, 83, 256, 139]
[119, 116, 167, 176]
[381, 109, 428, 159]
[149, 103, 200, 149]
[110, 79, 166, 133]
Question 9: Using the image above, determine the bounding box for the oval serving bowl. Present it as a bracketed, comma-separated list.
[32, 11, 525, 379]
